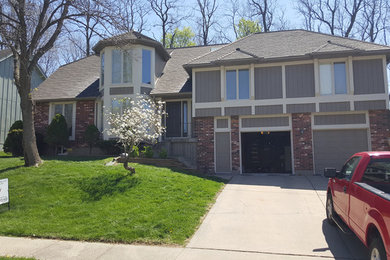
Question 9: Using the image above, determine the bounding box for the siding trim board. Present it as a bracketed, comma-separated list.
[195, 108, 221, 117]
[314, 114, 366, 125]
[319, 102, 350, 112]
[242, 116, 289, 128]
[255, 105, 283, 115]
[225, 106, 251, 116]
[286, 103, 316, 113]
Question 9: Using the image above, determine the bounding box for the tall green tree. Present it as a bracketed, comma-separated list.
[164, 27, 196, 48]
[235, 18, 261, 39]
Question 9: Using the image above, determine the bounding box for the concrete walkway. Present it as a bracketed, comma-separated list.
[0, 175, 369, 259]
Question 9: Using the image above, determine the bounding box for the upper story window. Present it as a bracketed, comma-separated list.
[226, 69, 250, 100]
[101, 52, 104, 86]
[142, 49, 151, 84]
[112, 49, 133, 84]
[319, 62, 347, 95]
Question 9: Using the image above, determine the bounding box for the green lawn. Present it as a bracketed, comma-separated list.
[0, 152, 225, 245]
[0, 257, 36, 260]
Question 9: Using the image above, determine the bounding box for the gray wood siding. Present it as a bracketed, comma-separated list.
[242, 117, 289, 128]
[155, 52, 166, 78]
[195, 108, 221, 117]
[319, 102, 350, 112]
[215, 132, 231, 173]
[354, 100, 386, 111]
[353, 59, 385, 94]
[195, 71, 221, 103]
[314, 114, 366, 125]
[109, 87, 134, 95]
[255, 105, 283, 115]
[286, 64, 315, 98]
[313, 129, 368, 174]
[254, 66, 283, 99]
[225, 106, 251, 116]
[140, 87, 152, 94]
[286, 103, 316, 113]
[216, 119, 229, 128]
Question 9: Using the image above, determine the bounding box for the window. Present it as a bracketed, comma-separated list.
[319, 62, 347, 95]
[339, 156, 361, 180]
[123, 50, 132, 83]
[361, 158, 390, 193]
[112, 49, 133, 84]
[142, 49, 151, 84]
[51, 103, 74, 139]
[101, 53, 104, 86]
[226, 69, 250, 100]
[112, 50, 122, 84]
[111, 99, 131, 114]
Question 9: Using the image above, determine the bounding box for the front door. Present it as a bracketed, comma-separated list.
[332, 156, 361, 222]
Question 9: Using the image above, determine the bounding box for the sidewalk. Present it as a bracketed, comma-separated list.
[0, 236, 324, 260]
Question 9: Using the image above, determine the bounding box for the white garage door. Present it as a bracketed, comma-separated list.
[313, 129, 368, 175]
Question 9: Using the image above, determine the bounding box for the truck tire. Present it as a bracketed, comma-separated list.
[369, 237, 386, 260]
[326, 193, 336, 226]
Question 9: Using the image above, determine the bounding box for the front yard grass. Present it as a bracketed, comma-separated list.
[0, 152, 225, 245]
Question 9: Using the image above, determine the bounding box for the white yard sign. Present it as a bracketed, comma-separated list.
[0, 178, 9, 205]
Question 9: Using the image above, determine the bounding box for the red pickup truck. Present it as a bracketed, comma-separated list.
[324, 151, 390, 260]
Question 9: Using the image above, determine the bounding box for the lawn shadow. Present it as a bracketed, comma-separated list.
[43, 155, 110, 162]
[79, 172, 140, 201]
[0, 165, 24, 174]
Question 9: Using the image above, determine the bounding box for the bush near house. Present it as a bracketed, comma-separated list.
[97, 140, 123, 155]
[141, 146, 154, 158]
[45, 114, 68, 154]
[84, 125, 100, 154]
[3, 120, 23, 156]
[0, 153, 225, 245]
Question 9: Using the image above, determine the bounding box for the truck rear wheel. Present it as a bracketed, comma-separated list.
[326, 194, 336, 226]
[369, 237, 386, 260]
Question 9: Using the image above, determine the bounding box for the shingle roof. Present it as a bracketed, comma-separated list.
[93, 31, 170, 61]
[33, 55, 100, 101]
[151, 44, 226, 95]
[184, 30, 390, 68]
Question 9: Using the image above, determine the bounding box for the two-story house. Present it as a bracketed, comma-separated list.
[33, 30, 390, 175]
[0, 49, 46, 149]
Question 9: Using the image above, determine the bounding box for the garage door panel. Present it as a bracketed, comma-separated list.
[215, 132, 231, 173]
[313, 129, 368, 175]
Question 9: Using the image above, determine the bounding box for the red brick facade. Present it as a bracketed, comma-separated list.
[194, 117, 214, 173]
[292, 113, 314, 175]
[34, 100, 96, 147]
[369, 109, 390, 151]
[34, 102, 49, 135]
[231, 116, 240, 173]
[75, 100, 95, 145]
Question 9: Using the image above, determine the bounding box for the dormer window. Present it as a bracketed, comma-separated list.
[142, 49, 151, 84]
[319, 62, 347, 95]
[112, 49, 133, 84]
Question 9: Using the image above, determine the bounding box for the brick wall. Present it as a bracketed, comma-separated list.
[292, 113, 314, 175]
[231, 116, 240, 173]
[75, 100, 95, 145]
[34, 102, 49, 134]
[369, 109, 390, 151]
[194, 117, 214, 174]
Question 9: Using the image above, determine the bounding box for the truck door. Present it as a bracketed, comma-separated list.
[333, 156, 361, 222]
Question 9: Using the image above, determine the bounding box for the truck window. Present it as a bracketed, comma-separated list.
[362, 158, 390, 193]
[340, 156, 361, 180]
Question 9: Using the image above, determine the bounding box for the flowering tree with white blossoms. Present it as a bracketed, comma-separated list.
[106, 95, 165, 174]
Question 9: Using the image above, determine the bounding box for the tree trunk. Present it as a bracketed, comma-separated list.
[17, 59, 42, 167]
[123, 159, 136, 174]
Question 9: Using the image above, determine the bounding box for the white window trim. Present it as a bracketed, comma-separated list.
[318, 59, 349, 96]
[48, 102, 76, 141]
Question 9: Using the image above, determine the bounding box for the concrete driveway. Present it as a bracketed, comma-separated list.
[187, 174, 369, 259]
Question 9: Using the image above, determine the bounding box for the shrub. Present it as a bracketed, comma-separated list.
[35, 132, 47, 155]
[129, 145, 139, 157]
[97, 140, 123, 155]
[84, 125, 100, 154]
[141, 146, 154, 158]
[45, 114, 69, 154]
[159, 148, 168, 159]
[3, 120, 24, 156]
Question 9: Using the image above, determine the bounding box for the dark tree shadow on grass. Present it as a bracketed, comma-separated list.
[79, 172, 140, 201]
[0, 165, 23, 174]
[43, 155, 110, 162]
